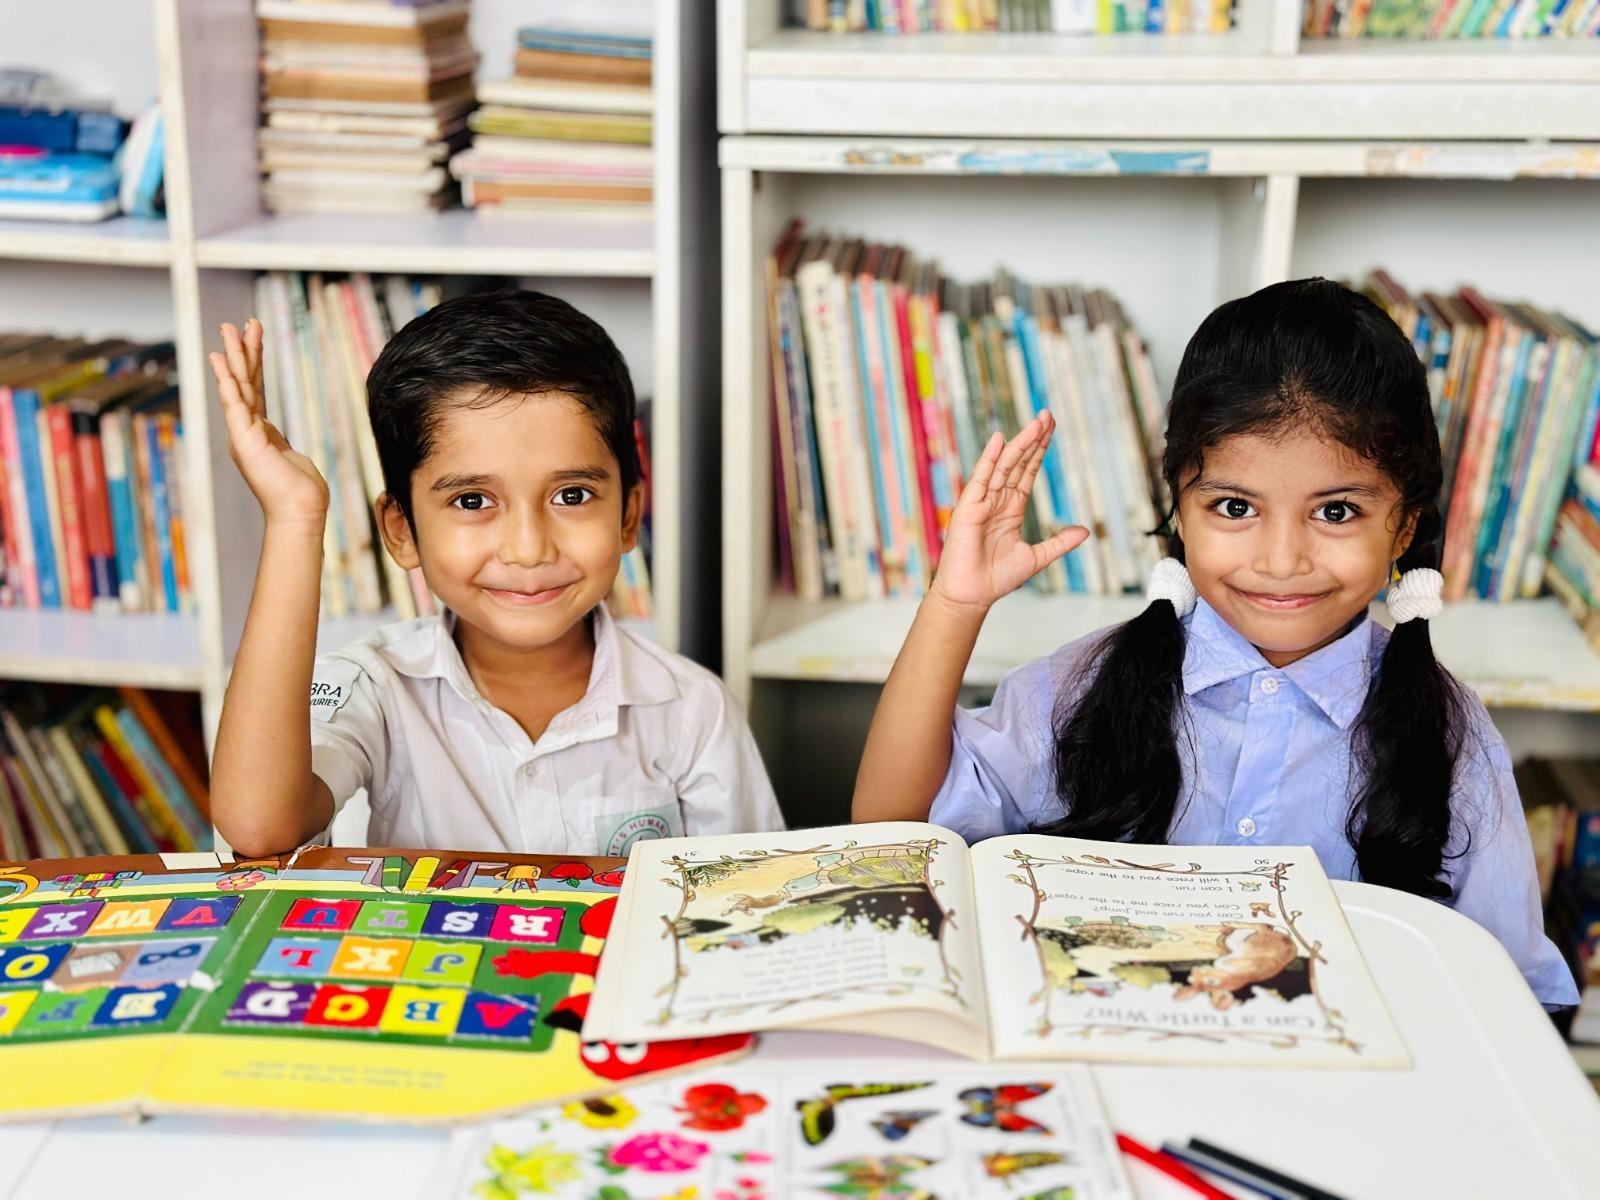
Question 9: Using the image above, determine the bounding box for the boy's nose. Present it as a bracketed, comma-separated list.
[498, 507, 553, 567]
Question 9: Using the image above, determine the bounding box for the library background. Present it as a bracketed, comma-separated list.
[2, 0, 1600, 1086]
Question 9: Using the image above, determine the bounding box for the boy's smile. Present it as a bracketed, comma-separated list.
[378, 390, 642, 667]
[1175, 428, 1416, 669]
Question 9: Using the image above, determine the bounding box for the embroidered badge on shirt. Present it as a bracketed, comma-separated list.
[309, 662, 362, 723]
[597, 804, 684, 856]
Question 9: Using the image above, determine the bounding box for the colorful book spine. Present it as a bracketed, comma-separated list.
[73, 406, 119, 607]
[46, 403, 93, 610]
[9, 388, 61, 607]
[142, 414, 179, 612]
[0, 387, 40, 607]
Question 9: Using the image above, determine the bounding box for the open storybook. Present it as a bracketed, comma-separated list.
[583, 822, 1410, 1069]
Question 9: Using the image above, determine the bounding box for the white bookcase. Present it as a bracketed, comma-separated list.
[0, 0, 718, 743]
[718, 0, 1600, 739]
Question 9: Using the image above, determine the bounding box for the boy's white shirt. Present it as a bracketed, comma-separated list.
[307, 602, 784, 854]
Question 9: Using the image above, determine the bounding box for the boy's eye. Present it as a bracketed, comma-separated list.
[553, 486, 595, 507]
[1211, 497, 1257, 520]
[451, 492, 493, 512]
[1314, 501, 1358, 524]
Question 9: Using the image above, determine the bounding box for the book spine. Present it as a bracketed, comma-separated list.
[851, 271, 900, 594]
[46, 405, 93, 610]
[83, 731, 167, 853]
[116, 687, 211, 823]
[11, 390, 61, 607]
[892, 280, 942, 582]
[0, 388, 39, 607]
[93, 704, 188, 852]
[73, 729, 155, 854]
[130, 412, 164, 609]
[35, 407, 70, 612]
[47, 725, 130, 856]
[100, 411, 145, 610]
[114, 706, 210, 849]
[143, 415, 179, 612]
[73, 408, 119, 608]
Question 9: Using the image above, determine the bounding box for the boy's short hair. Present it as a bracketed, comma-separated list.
[366, 288, 640, 520]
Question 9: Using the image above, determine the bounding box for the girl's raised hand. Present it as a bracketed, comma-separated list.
[209, 319, 329, 529]
[930, 412, 1088, 612]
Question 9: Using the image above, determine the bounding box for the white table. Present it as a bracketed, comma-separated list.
[2, 881, 1597, 1199]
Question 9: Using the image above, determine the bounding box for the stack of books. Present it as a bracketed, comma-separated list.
[1516, 758, 1600, 1063]
[1360, 270, 1600, 608]
[0, 338, 189, 614]
[1550, 463, 1600, 652]
[0, 69, 131, 222]
[1304, 0, 1600, 38]
[451, 25, 653, 217]
[796, 0, 1234, 34]
[767, 222, 1164, 603]
[255, 272, 653, 624]
[0, 685, 212, 858]
[255, 0, 476, 215]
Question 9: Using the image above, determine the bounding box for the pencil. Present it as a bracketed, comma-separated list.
[1190, 1137, 1346, 1200]
[1115, 1132, 1236, 1200]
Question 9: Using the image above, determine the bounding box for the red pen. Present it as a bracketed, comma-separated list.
[1116, 1132, 1236, 1200]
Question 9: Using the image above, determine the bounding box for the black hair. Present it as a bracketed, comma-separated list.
[1038, 278, 1466, 900]
[366, 288, 640, 522]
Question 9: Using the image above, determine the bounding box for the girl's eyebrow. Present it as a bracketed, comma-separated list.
[1310, 484, 1386, 500]
[549, 467, 611, 485]
[1192, 478, 1259, 497]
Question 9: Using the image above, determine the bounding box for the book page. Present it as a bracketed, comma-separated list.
[585, 823, 989, 1055]
[973, 836, 1409, 1068]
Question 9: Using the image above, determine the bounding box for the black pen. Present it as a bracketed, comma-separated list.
[1160, 1142, 1303, 1200]
[1190, 1137, 1346, 1200]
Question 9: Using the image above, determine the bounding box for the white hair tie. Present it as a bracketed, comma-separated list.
[1387, 567, 1444, 624]
[1147, 557, 1197, 617]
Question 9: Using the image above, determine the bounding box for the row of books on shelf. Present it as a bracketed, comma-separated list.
[253, 0, 652, 218]
[1548, 464, 1600, 653]
[0, 339, 189, 614]
[0, 686, 211, 861]
[794, 0, 1235, 31]
[1303, 0, 1600, 38]
[1519, 757, 1600, 1048]
[257, 270, 652, 623]
[767, 220, 1165, 602]
[0, 68, 163, 224]
[1363, 269, 1600, 606]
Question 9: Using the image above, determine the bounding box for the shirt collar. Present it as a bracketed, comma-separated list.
[1182, 595, 1374, 730]
[381, 602, 678, 712]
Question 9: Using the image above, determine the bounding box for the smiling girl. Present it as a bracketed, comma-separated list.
[853, 278, 1574, 1008]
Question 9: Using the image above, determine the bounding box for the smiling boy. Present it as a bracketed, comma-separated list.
[208, 290, 782, 857]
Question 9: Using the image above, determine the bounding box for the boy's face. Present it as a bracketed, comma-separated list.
[1174, 427, 1416, 669]
[379, 391, 640, 652]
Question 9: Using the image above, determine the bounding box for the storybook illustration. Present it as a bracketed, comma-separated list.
[0, 846, 749, 1123]
[584, 822, 1409, 1069]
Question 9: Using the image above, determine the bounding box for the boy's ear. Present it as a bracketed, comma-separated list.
[620, 481, 644, 553]
[376, 493, 420, 570]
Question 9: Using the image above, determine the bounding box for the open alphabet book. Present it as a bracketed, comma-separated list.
[584, 822, 1410, 1069]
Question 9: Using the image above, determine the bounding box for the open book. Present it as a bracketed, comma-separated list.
[583, 822, 1409, 1069]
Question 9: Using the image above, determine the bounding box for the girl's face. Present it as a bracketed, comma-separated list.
[1174, 427, 1417, 669]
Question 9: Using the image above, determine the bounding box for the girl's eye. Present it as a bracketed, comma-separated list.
[451, 492, 493, 512]
[1212, 497, 1257, 520]
[1315, 501, 1359, 524]
[553, 486, 595, 507]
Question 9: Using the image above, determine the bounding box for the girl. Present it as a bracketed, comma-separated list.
[853, 278, 1575, 1009]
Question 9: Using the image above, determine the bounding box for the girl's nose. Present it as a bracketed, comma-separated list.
[1256, 520, 1313, 580]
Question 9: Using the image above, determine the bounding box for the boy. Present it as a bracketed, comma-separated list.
[208, 290, 782, 857]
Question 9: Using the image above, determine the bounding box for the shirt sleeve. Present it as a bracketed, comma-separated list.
[928, 656, 1064, 843]
[675, 677, 786, 837]
[307, 654, 389, 832]
[1447, 703, 1579, 1010]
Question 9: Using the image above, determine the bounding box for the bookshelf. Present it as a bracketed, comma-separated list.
[718, 0, 1600, 741]
[0, 0, 718, 753]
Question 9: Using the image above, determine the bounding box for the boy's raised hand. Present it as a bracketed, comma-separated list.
[210, 319, 328, 528]
[930, 412, 1088, 612]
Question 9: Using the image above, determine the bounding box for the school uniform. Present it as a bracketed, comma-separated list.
[929, 595, 1578, 1009]
[308, 602, 784, 855]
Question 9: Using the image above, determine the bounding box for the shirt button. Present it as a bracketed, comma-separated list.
[1237, 817, 1257, 837]
[1260, 677, 1279, 695]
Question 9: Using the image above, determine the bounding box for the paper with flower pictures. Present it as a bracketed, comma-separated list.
[432, 1063, 1133, 1200]
[584, 824, 991, 1057]
[972, 835, 1410, 1068]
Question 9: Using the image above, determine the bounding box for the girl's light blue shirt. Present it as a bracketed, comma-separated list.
[929, 596, 1578, 1008]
